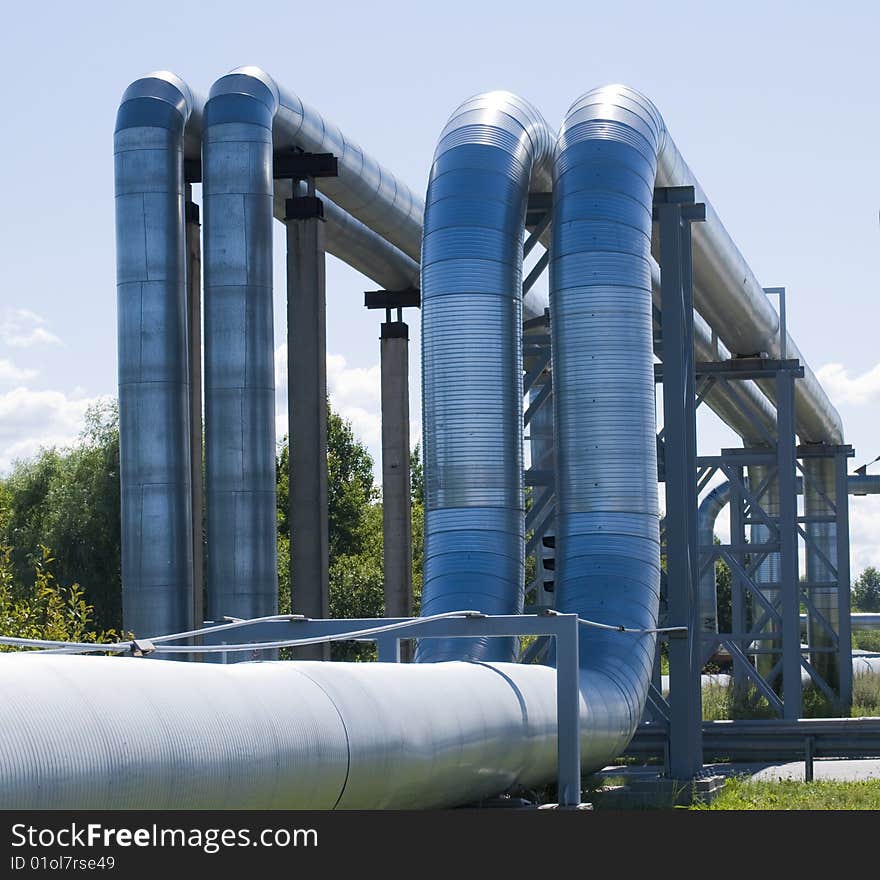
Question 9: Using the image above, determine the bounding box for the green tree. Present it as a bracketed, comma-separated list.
[0, 401, 121, 629]
[276, 404, 377, 558]
[410, 443, 424, 506]
[853, 566, 880, 612]
[714, 538, 732, 634]
[0, 544, 123, 650]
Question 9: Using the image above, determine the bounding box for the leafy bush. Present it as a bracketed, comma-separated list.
[0, 544, 124, 650]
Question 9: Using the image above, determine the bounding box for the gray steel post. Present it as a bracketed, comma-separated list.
[185, 190, 203, 634]
[555, 614, 581, 807]
[776, 367, 801, 719]
[286, 188, 330, 660]
[656, 187, 705, 780]
[835, 451, 853, 711]
[380, 320, 413, 622]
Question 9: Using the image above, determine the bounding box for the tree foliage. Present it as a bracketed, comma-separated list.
[0, 401, 120, 629]
[0, 395, 424, 653]
[853, 566, 880, 613]
[0, 544, 123, 650]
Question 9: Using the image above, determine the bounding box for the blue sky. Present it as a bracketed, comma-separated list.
[0, 0, 877, 569]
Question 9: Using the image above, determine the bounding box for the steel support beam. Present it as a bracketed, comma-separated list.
[835, 450, 853, 711]
[655, 186, 705, 779]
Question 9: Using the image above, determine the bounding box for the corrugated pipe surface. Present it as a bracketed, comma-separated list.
[0, 653, 560, 809]
[549, 87, 662, 757]
[115, 72, 198, 637]
[230, 66, 423, 262]
[203, 71, 279, 622]
[416, 92, 553, 663]
[272, 181, 419, 291]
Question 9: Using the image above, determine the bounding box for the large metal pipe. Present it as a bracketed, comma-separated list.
[0, 653, 561, 809]
[202, 72, 279, 622]
[416, 92, 553, 663]
[115, 72, 199, 637]
[231, 66, 423, 263]
[803, 458, 839, 685]
[651, 102, 843, 446]
[550, 88, 661, 753]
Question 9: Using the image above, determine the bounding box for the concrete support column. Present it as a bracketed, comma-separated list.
[286, 194, 330, 660]
[380, 320, 413, 622]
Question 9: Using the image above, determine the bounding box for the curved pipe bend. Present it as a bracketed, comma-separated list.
[202, 72, 280, 624]
[115, 72, 202, 638]
[416, 92, 553, 663]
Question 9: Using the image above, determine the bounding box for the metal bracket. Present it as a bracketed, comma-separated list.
[273, 150, 339, 181]
[285, 196, 325, 221]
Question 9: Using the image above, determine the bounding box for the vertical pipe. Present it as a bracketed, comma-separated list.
[185, 187, 204, 634]
[203, 73, 278, 624]
[804, 456, 839, 692]
[286, 198, 330, 659]
[551, 86, 661, 736]
[115, 74, 194, 638]
[380, 319, 413, 621]
[749, 463, 780, 683]
[697, 482, 729, 653]
[416, 92, 552, 663]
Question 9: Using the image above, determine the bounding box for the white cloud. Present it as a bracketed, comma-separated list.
[0, 308, 61, 348]
[849, 494, 880, 575]
[274, 344, 383, 463]
[0, 387, 106, 472]
[326, 354, 380, 405]
[817, 361, 880, 406]
[0, 359, 38, 385]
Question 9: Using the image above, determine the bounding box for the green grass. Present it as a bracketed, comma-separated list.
[700, 672, 880, 720]
[853, 630, 880, 653]
[853, 671, 880, 717]
[692, 777, 880, 810]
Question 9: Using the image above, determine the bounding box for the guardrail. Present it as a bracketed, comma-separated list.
[625, 718, 880, 780]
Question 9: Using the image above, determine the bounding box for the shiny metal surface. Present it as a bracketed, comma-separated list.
[115, 72, 198, 637]
[698, 482, 730, 638]
[416, 92, 553, 663]
[273, 181, 419, 291]
[747, 464, 781, 679]
[549, 88, 662, 765]
[643, 88, 843, 445]
[0, 654, 348, 808]
[652, 262, 778, 444]
[225, 66, 423, 262]
[202, 72, 279, 622]
[574, 84, 841, 446]
[803, 457, 839, 684]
